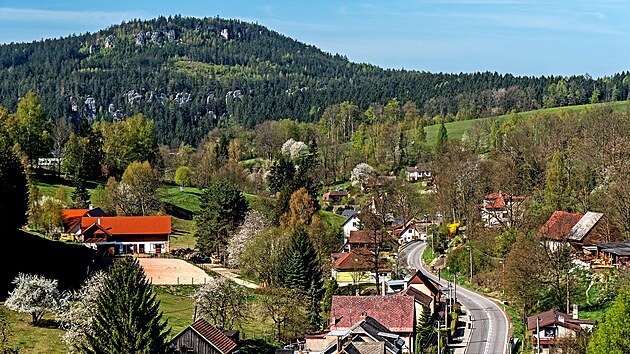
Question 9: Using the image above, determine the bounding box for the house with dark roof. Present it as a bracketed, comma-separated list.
[406, 165, 432, 184]
[303, 314, 404, 354]
[330, 296, 415, 353]
[171, 318, 239, 354]
[400, 270, 441, 317]
[76, 216, 171, 254]
[479, 191, 525, 228]
[539, 211, 623, 252]
[331, 248, 391, 287]
[527, 309, 593, 354]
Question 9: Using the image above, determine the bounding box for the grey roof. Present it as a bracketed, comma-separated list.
[342, 209, 359, 219]
[349, 342, 386, 354]
[597, 242, 630, 256]
[566, 212, 603, 242]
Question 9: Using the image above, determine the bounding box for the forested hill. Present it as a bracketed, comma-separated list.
[1, 15, 628, 146]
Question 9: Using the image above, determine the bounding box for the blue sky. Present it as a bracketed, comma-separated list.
[1, 0, 629, 77]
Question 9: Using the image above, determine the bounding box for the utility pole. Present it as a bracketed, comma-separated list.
[468, 246, 473, 282]
[566, 273, 570, 314]
[536, 317, 540, 354]
[437, 319, 441, 354]
[454, 272, 457, 304]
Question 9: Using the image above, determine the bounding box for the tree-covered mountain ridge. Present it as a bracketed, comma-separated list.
[1, 15, 628, 146]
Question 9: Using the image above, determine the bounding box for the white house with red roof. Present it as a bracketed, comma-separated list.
[527, 308, 593, 354]
[480, 191, 525, 228]
[75, 216, 171, 255]
[330, 295, 416, 353]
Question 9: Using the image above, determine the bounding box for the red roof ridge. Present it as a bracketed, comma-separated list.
[190, 318, 237, 353]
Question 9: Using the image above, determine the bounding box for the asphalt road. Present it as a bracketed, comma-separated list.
[405, 242, 509, 354]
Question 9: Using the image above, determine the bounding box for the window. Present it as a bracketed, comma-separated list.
[544, 327, 556, 337]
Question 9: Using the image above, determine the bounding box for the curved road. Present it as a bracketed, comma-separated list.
[405, 242, 509, 354]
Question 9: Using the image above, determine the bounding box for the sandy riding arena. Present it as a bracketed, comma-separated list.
[137, 258, 211, 285]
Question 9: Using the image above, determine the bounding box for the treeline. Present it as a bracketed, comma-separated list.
[1, 15, 629, 147]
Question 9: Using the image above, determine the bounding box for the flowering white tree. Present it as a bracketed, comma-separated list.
[289, 141, 308, 158]
[5, 273, 66, 325]
[351, 163, 375, 185]
[226, 210, 269, 268]
[56, 271, 108, 353]
[193, 276, 249, 330]
[281, 139, 297, 156]
[281, 139, 309, 158]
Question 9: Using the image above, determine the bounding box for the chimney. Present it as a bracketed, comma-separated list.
[98, 218, 101, 225]
[360, 312, 367, 321]
[572, 304, 579, 320]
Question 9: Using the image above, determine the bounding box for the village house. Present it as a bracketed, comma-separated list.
[479, 191, 525, 228]
[75, 216, 171, 255]
[322, 190, 349, 204]
[343, 230, 392, 252]
[405, 165, 432, 184]
[329, 296, 416, 353]
[399, 270, 441, 318]
[303, 314, 405, 354]
[342, 211, 365, 243]
[331, 248, 391, 287]
[61, 207, 107, 233]
[528, 308, 593, 354]
[539, 211, 623, 252]
[170, 318, 239, 354]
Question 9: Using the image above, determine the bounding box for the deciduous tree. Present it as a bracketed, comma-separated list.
[587, 285, 630, 353]
[193, 276, 249, 330]
[5, 273, 66, 325]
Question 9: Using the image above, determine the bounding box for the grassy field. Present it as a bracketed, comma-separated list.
[160, 185, 203, 212]
[170, 216, 196, 249]
[1, 281, 277, 353]
[316, 209, 347, 230]
[424, 100, 630, 145]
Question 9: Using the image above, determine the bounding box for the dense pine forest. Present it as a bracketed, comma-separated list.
[1, 15, 629, 147]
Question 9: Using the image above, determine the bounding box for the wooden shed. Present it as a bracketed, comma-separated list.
[171, 318, 238, 354]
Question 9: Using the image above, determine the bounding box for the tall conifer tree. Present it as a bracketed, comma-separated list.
[83, 257, 170, 354]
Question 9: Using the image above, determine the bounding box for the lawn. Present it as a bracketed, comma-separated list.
[0, 305, 65, 354]
[170, 216, 196, 249]
[159, 185, 203, 212]
[316, 209, 347, 230]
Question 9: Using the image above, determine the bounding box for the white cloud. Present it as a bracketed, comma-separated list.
[0, 7, 147, 25]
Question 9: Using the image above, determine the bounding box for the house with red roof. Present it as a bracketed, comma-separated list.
[480, 191, 525, 228]
[322, 190, 349, 204]
[330, 295, 416, 353]
[331, 248, 391, 287]
[61, 207, 106, 233]
[527, 309, 593, 354]
[170, 318, 238, 354]
[539, 211, 623, 252]
[75, 216, 171, 255]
